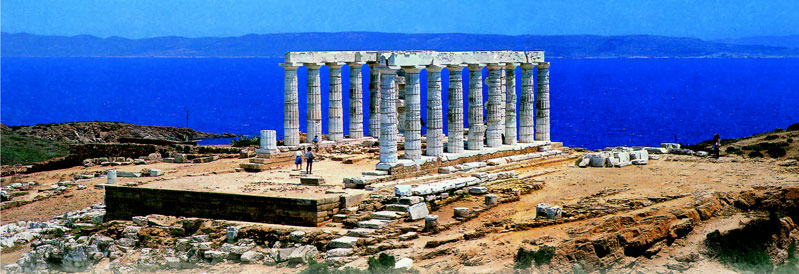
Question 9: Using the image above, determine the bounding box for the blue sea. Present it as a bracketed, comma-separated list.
[2, 57, 798, 149]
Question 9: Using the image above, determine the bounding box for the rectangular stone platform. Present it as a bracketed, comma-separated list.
[103, 185, 343, 226]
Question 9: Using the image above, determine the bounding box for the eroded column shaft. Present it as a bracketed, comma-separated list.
[348, 63, 364, 139]
[519, 64, 535, 143]
[467, 65, 485, 150]
[403, 67, 422, 160]
[368, 64, 381, 138]
[328, 63, 344, 142]
[426, 65, 444, 157]
[306, 64, 322, 143]
[505, 65, 517, 145]
[486, 65, 503, 147]
[281, 64, 300, 146]
[378, 68, 399, 164]
[535, 63, 551, 142]
[447, 65, 465, 153]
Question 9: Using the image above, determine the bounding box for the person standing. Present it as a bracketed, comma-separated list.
[304, 147, 315, 174]
[712, 133, 721, 158]
[294, 150, 302, 170]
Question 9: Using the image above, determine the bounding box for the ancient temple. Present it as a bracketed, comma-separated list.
[279, 51, 551, 170]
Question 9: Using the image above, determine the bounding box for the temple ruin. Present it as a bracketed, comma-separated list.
[279, 51, 552, 170]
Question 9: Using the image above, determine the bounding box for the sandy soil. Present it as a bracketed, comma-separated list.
[2, 149, 798, 273]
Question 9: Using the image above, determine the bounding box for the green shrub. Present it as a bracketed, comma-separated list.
[748, 151, 764, 158]
[787, 123, 799, 131]
[514, 246, 556, 269]
[742, 144, 760, 150]
[774, 128, 785, 133]
[767, 147, 787, 158]
[231, 136, 260, 147]
[765, 135, 780, 140]
[0, 133, 70, 165]
[725, 147, 740, 154]
[788, 138, 794, 143]
[515, 248, 536, 269]
[367, 253, 396, 273]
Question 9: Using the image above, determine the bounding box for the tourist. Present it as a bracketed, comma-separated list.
[713, 133, 721, 158]
[305, 147, 315, 174]
[313, 135, 319, 151]
[294, 150, 302, 170]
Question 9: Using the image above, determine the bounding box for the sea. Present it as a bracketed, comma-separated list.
[2, 57, 798, 149]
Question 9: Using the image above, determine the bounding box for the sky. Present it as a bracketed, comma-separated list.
[2, 0, 798, 40]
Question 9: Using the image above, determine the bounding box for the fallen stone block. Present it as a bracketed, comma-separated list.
[362, 170, 388, 176]
[438, 166, 457, 174]
[371, 211, 401, 220]
[347, 228, 376, 237]
[288, 245, 317, 264]
[385, 204, 410, 211]
[578, 157, 590, 168]
[425, 215, 439, 231]
[645, 147, 669, 154]
[485, 194, 498, 206]
[394, 185, 412, 196]
[300, 177, 325, 186]
[399, 196, 424, 205]
[546, 206, 562, 219]
[536, 203, 550, 216]
[407, 203, 429, 221]
[148, 169, 164, 177]
[395, 258, 413, 270]
[326, 248, 354, 257]
[632, 159, 648, 165]
[117, 171, 141, 177]
[398, 232, 418, 241]
[358, 219, 392, 229]
[469, 186, 488, 195]
[660, 143, 680, 150]
[454, 207, 470, 218]
[328, 236, 359, 248]
[487, 158, 507, 166]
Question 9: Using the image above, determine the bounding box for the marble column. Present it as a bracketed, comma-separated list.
[447, 64, 465, 153]
[535, 62, 551, 142]
[305, 63, 323, 143]
[378, 67, 399, 164]
[396, 72, 407, 136]
[500, 66, 507, 142]
[280, 63, 300, 146]
[327, 63, 344, 142]
[426, 65, 444, 157]
[403, 66, 423, 160]
[467, 64, 485, 150]
[348, 62, 365, 139]
[486, 64, 503, 147]
[518, 63, 536, 143]
[504, 63, 518, 145]
[368, 63, 381, 138]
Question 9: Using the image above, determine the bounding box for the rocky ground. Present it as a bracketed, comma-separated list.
[1, 122, 236, 144]
[1, 139, 799, 273]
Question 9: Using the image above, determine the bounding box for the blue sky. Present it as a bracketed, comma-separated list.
[2, 0, 797, 39]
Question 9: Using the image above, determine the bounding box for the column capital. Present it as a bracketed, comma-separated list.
[486, 63, 506, 70]
[401, 65, 425, 73]
[537, 62, 550, 69]
[326, 62, 346, 69]
[280, 63, 301, 70]
[446, 64, 466, 70]
[506, 63, 520, 69]
[346, 62, 366, 69]
[521, 63, 536, 69]
[376, 66, 400, 74]
[426, 64, 444, 72]
[467, 64, 485, 71]
[304, 63, 324, 69]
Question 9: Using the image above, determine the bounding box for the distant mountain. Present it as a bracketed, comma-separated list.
[715, 35, 799, 49]
[3, 32, 799, 58]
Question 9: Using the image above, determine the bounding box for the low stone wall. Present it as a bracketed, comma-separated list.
[104, 185, 340, 226]
[388, 145, 543, 179]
